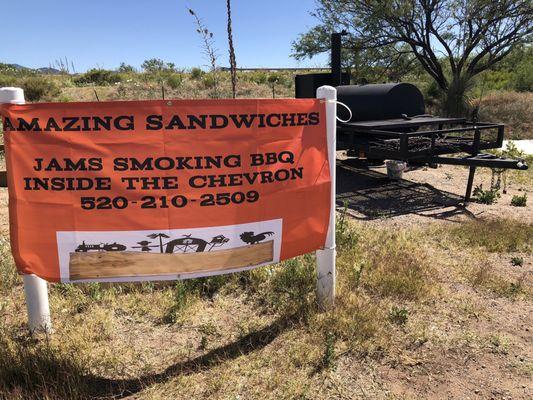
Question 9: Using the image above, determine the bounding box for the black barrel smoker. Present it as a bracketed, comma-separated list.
[295, 33, 528, 202]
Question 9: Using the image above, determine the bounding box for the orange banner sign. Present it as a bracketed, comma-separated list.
[1, 99, 331, 282]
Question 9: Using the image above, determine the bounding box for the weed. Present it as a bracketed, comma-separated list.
[336, 203, 359, 248]
[511, 256, 524, 267]
[199, 335, 209, 350]
[164, 281, 192, 324]
[188, 8, 219, 97]
[85, 283, 103, 301]
[388, 306, 409, 326]
[321, 331, 336, 370]
[202, 73, 218, 90]
[256, 256, 316, 316]
[511, 193, 527, 207]
[488, 334, 510, 354]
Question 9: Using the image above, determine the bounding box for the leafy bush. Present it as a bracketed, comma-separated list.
[21, 77, 60, 102]
[73, 69, 122, 86]
[190, 67, 204, 80]
[202, 73, 217, 89]
[0, 74, 16, 88]
[166, 74, 183, 89]
[248, 71, 268, 84]
[500, 140, 525, 159]
[511, 193, 527, 207]
[473, 185, 500, 204]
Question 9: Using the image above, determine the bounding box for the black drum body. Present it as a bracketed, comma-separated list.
[336, 83, 425, 122]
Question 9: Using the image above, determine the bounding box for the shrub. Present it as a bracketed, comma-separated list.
[202, 73, 217, 89]
[73, 69, 121, 86]
[0, 74, 16, 88]
[21, 77, 60, 102]
[248, 71, 268, 84]
[166, 74, 183, 90]
[511, 193, 527, 207]
[190, 67, 204, 80]
[473, 185, 500, 205]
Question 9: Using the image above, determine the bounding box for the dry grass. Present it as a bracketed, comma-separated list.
[479, 91, 533, 140]
[466, 263, 530, 299]
[0, 215, 532, 399]
[443, 218, 533, 253]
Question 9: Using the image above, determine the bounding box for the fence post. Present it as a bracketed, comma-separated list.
[316, 85, 337, 307]
[0, 87, 52, 333]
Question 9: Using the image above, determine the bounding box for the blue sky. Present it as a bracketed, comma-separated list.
[2, 0, 328, 72]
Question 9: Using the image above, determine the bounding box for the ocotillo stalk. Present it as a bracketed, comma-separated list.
[226, 0, 237, 98]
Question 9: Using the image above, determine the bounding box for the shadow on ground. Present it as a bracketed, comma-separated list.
[336, 160, 474, 221]
[82, 313, 297, 399]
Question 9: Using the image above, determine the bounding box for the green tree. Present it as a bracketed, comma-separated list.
[117, 62, 136, 73]
[293, 0, 533, 116]
[141, 58, 167, 74]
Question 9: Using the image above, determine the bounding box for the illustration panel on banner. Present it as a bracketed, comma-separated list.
[57, 219, 282, 282]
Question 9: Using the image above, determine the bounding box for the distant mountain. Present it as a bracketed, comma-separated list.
[36, 67, 61, 75]
[10, 63, 27, 70]
[0, 63, 62, 74]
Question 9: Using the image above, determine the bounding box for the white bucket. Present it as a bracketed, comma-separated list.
[386, 160, 407, 180]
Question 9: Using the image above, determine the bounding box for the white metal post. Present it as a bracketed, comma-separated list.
[0, 87, 52, 333]
[23, 274, 52, 333]
[316, 85, 337, 307]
